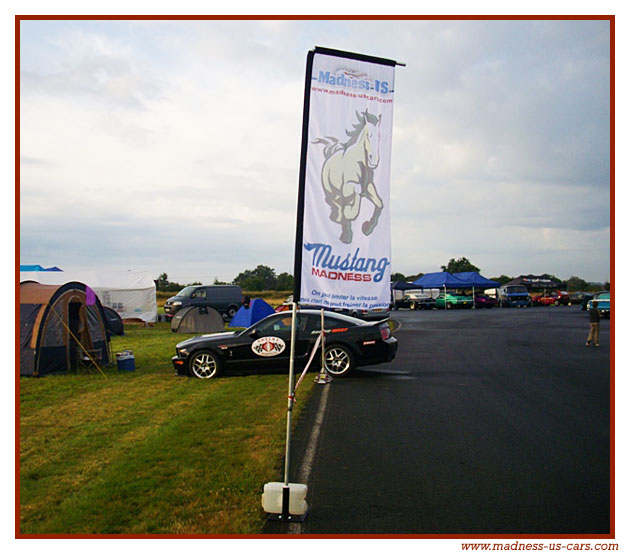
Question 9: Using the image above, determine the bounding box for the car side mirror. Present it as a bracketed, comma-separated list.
[249, 329, 259, 339]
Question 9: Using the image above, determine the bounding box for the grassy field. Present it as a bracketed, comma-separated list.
[19, 322, 315, 535]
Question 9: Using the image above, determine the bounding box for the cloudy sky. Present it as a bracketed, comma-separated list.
[19, 16, 611, 285]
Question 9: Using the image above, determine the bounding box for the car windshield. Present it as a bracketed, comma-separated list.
[176, 286, 197, 298]
[506, 286, 528, 293]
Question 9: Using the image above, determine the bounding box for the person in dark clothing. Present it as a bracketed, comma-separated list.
[586, 300, 600, 347]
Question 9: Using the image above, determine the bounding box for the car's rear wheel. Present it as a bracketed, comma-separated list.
[188, 350, 222, 379]
[324, 345, 355, 377]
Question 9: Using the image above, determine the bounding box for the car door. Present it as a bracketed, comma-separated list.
[227, 313, 312, 370]
[190, 287, 207, 308]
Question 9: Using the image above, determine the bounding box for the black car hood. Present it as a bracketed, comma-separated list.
[176, 331, 238, 348]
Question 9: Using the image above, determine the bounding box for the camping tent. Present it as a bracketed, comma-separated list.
[20, 281, 111, 376]
[412, 272, 468, 289]
[171, 306, 225, 334]
[230, 298, 275, 327]
[19, 268, 157, 323]
[103, 306, 125, 336]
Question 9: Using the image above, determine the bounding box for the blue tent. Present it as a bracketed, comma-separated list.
[412, 272, 467, 288]
[452, 272, 499, 288]
[230, 298, 275, 327]
[391, 281, 419, 291]
[20, 265, 62, 272]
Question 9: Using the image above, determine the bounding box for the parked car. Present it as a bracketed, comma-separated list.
[532, 294, 552, 306]
[577, 292, 604, 310]
[532, 290, 570, 306]
[498, 285, 531, 308]
[586, 292, 611, 318]
[473, 293, 497, 308]
[404, 290, 437, 310]
[164, 285, 243, 321]
[569, 291, 592, 307]
[172, 310, 398, 379]
[435, 291, 472, 309]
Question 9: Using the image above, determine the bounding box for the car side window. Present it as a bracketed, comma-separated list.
[255, 316, 292, 336]
[192, 288, 207, 299]
[256, 315, 311, 336]
[323, 316, 348, 330]
[303, 315, 324, 335]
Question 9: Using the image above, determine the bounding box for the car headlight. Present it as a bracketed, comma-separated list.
[177, 347, 189, 357]
[171, 301, 182, 306]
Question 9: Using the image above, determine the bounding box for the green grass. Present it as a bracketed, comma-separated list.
[19, 322, 315, 535]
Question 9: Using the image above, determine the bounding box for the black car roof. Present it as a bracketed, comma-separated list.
[282, 309, 372, 324]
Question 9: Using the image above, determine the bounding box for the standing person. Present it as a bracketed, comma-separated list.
[586, 300, 600, 347]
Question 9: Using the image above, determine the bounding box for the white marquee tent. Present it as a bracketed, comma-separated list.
[20, 269, 158, 323]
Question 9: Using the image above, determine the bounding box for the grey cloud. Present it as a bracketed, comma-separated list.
[19, 19, 611, 283]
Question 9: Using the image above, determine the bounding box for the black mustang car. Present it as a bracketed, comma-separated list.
[172, 309, 398, 379]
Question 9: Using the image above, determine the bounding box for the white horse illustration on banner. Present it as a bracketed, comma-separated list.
[313, 109, 383, 244]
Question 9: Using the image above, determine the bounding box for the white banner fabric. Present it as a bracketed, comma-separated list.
[300, 52, 395, 311]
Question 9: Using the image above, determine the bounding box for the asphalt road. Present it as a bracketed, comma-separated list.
[265, 305, 611, 535]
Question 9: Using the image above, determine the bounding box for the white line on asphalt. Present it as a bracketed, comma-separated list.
[288, 381, 331, 534]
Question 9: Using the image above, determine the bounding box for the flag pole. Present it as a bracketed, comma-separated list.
[262, 49, 315, 523]
[292, 49, 316, 306]
[282, 301, 298, 519]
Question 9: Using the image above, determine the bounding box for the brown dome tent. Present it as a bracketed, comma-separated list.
[170, 305, 225, 334]
[20, 281, 111, 376]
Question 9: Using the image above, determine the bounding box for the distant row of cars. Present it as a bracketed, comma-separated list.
[393, 287, 612, 316]
[394, 290, 496, 310]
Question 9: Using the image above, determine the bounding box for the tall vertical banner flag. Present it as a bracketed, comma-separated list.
[294, 47, 398, 310]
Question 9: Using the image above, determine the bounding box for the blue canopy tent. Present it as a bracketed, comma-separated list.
[230, 298, 275, 327]
[412, 272, 467, 289]
[391, 281, 419, 291]
[452, 272, 499, 288]
[412, 272, 468, 308]
[452, 272, 500, 309]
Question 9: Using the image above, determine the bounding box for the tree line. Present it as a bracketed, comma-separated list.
[155, 257, 608, 293]
[155, 265, 293, 292]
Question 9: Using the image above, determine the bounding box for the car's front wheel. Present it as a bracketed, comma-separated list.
[324, 344, 355, 377]
[188, 350, 222, 379]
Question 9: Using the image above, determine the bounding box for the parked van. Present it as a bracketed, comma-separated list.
[498, 285, 532, 308]
[164, 285, 243, 320]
